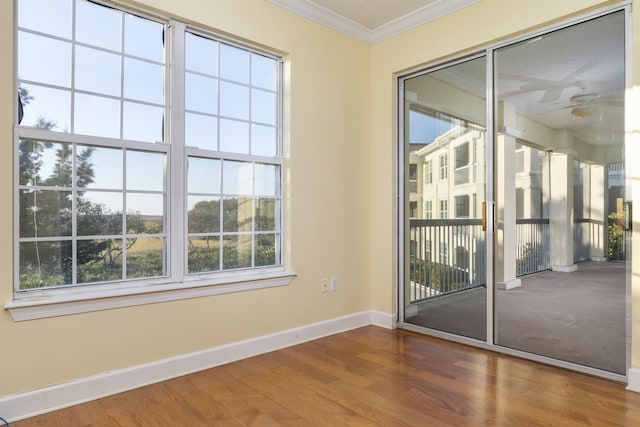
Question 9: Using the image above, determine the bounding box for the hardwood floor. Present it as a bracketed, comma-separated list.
[13, 326, 640, 426]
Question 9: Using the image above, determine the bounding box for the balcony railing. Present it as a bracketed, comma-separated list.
[409, 219, 485, 303]
[516, 218, 550, 276]
[409, 218, 551, 303]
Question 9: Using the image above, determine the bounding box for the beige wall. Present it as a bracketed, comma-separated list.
[0, 0, 371, 396]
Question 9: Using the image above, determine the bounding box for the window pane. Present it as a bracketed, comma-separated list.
[19, 190, 72, 237]
[188, 157, 221, 194]
[126, 193, 164, 234]
[220, 44, 249, 84]
[19, 31, 71, 87]
[77, 192, 123, 235]
[188, 236, 220, 273]
[186, 33, 217, 76]
[256, 234, 277, 266]
[186, 72, 218, 114]
[188, 196, 220, 233]
[19, 241, 72, 289]
[124, 58, 163, 104]
[79, 146, 123, 189]
[126, 151, 164, 192]
[123, 102, 164, 142]
[223, 197, 252, 232]
[222, 234, 251, 270]
[124, 14, 163, 62]
[126, 237, 165, 278]
[74, 93, 121, 138]
[251, 89, 276, 125]
[185, 112, 217, 150]
[223, 161, 252, 195]
[19, 0, 72, 39]
[220, 119, 249, 154]
[251, 124, 276, 157]
[220, 81, 249, 120]
[251, 54, 277, 91]
[255, 198, 277, 231]
[19, 140, 70, 186]
[255, 164, 279, 197]
[75, 0, 122, 51]
[77, 239, 123, 283]
[18, 84, 71, 131]
[75, 46, 121, 97]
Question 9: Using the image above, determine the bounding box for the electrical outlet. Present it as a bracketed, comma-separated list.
[330, 277, 338, 291]
[321, 278, 329, 293]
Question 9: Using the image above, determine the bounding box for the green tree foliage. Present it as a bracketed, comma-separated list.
[18, 88, 160, 289]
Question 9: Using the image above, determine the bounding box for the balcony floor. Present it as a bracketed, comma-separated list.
[406, 260, 627, 374]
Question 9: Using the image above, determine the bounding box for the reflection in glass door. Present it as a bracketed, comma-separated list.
[493, 11, 628, 374]
[402, 57, 487, 341]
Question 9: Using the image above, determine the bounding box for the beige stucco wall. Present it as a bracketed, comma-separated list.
[0, 0, 372, 396]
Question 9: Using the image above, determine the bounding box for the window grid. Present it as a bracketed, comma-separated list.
[14, 0, 283, 294]
[439, 154, 448, 180]
[425, 160, 432, 184]
[440, 199, 448, 219]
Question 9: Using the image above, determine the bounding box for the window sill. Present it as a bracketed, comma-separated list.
[5, 270, 297, 321]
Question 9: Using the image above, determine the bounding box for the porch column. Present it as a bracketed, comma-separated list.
[589, 164, 608, 261]
[549, 150, 577, 272]
[496, 102, 521, 289]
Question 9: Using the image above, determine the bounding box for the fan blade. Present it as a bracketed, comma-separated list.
[539, 87, 563, 103]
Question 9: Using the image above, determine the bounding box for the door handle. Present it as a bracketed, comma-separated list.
[482, 201, 487, 231]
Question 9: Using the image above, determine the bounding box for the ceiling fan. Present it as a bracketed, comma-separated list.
[565, 92, 623, 118]
[499, 61, 596, 103]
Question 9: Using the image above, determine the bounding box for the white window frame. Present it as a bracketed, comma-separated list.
[425, 200, 432, 219]
[439, 199, 448, 219]
[8, 0, 295, 321]
[439, 153, 448, 180]
[425, 160, 432, 184]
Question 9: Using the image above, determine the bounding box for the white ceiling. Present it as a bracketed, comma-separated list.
[266, 0, 479, 44]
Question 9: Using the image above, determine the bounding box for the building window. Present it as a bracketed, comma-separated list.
[454, 142, 470, 185]
[409, 201, 418, 218]
[439, 154, 448, 180]
[455, 195, 470, 218]
[408, 163, 417, 193]
[440, 199, 448, 219]
[15, 0, 282, 294]
[425, 160, 432, 184]
[425, 200, 432, 219]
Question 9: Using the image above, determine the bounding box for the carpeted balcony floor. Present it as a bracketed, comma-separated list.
[406, 260, 628, 374]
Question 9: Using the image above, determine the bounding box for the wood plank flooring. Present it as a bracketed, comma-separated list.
[13, 326, 640, 426]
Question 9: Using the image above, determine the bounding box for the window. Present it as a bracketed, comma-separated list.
[454, 142, 470, 185]
[15, 0, 283, 296]
[439, 199, 448, 219]
[408, 163, 417, 193]
[439, 154, 448, 180]
[409, 201, 418, 218]
[425, 160, 432, 184]
[455, 195, 470, 218]
[425, 200, 432, 219]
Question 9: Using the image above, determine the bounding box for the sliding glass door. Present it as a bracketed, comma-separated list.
[493, 11, 627, 374]
[402, 56, 487, 341]
[399, 9, 629, 376]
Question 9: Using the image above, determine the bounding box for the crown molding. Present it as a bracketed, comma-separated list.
[267, 0, 371, 43]
[371, 0, 480, 44]
[267, 0, 479, 45]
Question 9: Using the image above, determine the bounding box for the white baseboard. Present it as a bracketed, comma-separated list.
[0, 310, 385, 422]
[627, 368, 640, 393]
[370, 310, 396, 329]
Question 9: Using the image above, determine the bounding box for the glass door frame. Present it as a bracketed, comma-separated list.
[396, 3, 631, 382]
